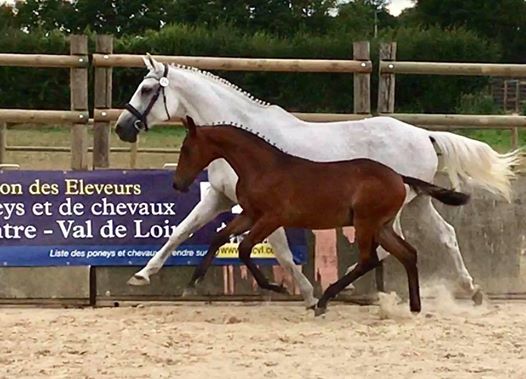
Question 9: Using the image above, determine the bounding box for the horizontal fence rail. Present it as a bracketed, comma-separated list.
[5, 145, 180, 154]
[92, 54, 372, 73]
[0, 53, 88, 68]
[380, 61, 526, 77]
[384, 113, 526, 129]
[0, 109, 89, 124]
[93, 108, 370, 124]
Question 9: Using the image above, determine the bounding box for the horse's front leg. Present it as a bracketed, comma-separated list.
[267, 228, 318, 309]
[237, 217, 287, 294]
[128, 186, 233, 286]
[183, 213, 253, 295]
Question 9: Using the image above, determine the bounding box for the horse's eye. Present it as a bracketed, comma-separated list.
[141, 86, 153, 95]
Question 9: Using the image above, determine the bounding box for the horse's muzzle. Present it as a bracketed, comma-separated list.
[114, 123, 138, 143]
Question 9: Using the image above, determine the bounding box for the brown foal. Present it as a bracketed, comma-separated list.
[173, 117, 470, 315]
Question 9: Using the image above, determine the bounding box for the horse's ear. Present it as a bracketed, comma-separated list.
[142, 53, 154, 71]
[142, 53, 163, 72]
[183, 116, 197, 137]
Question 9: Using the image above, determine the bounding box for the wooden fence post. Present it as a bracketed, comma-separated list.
[353, 41, 371, 114]
[93, 35, 113, 169]
[70, 35, 89, 170]
[378, 42, 397, 114]
[0, 122, 6, 164]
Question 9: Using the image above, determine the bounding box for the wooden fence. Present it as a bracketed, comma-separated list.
[0, 35, 89, 169]
[377, 42, 526, 149]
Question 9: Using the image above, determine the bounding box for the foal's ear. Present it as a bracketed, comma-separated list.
[183, 116, 197, 137]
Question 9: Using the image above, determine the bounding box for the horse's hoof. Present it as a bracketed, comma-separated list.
[305, 298, 319, 310]
[127, 273, 150, 286]
[472, 288, 484, 306]
[182, 287, 198, 297]
[314, 306, 327, 317]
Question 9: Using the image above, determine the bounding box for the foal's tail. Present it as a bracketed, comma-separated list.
[402, 176, 470, 206]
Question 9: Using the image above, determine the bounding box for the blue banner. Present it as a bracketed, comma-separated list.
[0, 170, 307, 266]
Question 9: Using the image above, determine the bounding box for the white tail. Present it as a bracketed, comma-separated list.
[429, 131, 523, 202]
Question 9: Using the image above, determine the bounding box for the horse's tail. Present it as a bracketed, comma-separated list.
[428, 131, 522, 202]
[402, 176, 470, 206]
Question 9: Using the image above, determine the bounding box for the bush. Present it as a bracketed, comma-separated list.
[378, 26, 501, 113]
[0, 23, 502, 115]
[455, 92, 502, 115]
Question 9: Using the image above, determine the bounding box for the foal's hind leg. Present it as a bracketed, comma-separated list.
[237, 217, 288, 294]
[315, 221, 380, 316]
[376, 224, 421, 313]
[183, 213, 252, 296]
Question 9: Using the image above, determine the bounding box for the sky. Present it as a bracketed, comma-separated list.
[387, 0, 414, 16]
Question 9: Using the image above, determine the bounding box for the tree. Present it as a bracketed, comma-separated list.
[333, 0, 397, 37]
[408, 0, 526, 62]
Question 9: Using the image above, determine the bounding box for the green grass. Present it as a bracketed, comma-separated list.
[457, 129, 526, 152]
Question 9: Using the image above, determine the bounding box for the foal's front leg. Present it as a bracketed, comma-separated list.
[237, 217, 288, 294]
[183, 213, 252, 295]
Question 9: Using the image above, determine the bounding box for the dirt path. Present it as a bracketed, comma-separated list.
[1, 292, 525, 379]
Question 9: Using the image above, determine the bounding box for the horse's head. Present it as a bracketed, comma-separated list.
[115, 54, 185, 143]
[173, 116, 217, 193]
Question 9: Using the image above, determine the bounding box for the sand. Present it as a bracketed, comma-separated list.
[1, 291, 525, 379]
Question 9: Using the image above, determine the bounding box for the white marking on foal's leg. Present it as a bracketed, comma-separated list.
[128, 187, 233, 286]
[267, 228, 317, 309]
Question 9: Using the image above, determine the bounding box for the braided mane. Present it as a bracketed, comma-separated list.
[168, 63, 271, 108]
[204, 121, 287, 154]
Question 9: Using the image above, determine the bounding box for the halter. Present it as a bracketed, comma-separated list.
[124, 64, 171, 132]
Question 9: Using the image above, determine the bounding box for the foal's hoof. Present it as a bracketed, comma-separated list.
[268, 283, 288, 295]
[314, 306, 327, 317]
[472, 287, 484, 306]
[182, 287, 198, 297]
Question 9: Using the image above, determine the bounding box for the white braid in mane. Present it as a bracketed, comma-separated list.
[168, 63, 271, 108]
[205, 121, 287, 154]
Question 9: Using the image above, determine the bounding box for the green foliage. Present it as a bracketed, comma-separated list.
[0, 21, 504, 114]
[408, 0, 526, 63]
[379, 26, 501, 113]
[0, 26, 70, 110]
[455, 92, 502, 115]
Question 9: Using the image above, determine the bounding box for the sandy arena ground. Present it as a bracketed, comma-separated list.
[1, 288, 525, 379]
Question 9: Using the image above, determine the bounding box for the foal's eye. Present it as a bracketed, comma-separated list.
[141, 86, 153, 95]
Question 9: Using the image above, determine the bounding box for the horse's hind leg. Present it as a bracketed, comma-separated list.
[237, 217, 287, 294]
[408, 196, 481, 304]
[376, 224, 421, 313]
[315, 221, 380, 316]
[183, 213, 252, 295]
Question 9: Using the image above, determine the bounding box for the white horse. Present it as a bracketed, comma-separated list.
[115, 55, 520, 308]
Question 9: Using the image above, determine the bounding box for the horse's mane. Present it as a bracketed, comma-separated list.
[203, 121, 288, 154]
[168, 63, 271, 108]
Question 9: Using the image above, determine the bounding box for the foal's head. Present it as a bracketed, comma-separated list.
[173, 116, 218, 192]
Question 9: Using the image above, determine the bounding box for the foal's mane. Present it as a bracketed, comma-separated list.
[167, 64, 271, 108]
[201, 121, 288, 154]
